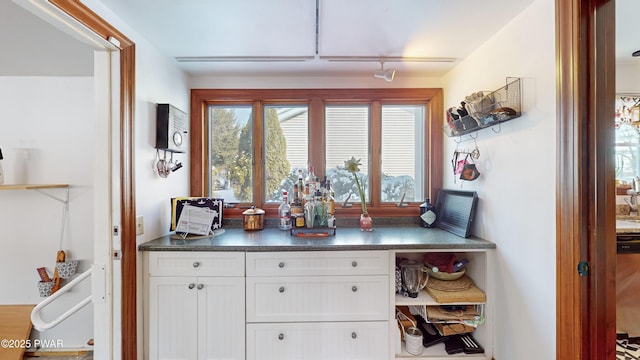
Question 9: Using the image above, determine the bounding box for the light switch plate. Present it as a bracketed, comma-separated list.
[136, 216, 144, 235]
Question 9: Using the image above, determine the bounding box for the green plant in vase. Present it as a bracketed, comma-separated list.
[344, 156, 372, 231]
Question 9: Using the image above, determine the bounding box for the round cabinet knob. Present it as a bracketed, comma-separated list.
[278, 262, 285, 268]
[193, 262, 200, 268]
[352, 285, 358, 292]
[278, 333, 285, 340]
[352, 261, 358, 267]
[351, 332, 357, 339]
[188, 283, 195, 289]
[197, 284, 204, 290]
[279, 286, 285, 293]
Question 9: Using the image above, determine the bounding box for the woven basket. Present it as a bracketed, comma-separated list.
[427, 274, 474, 292]
[425, 268, 465, 281]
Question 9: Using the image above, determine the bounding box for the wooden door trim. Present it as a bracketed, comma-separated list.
[48, 2, 137, 359]
[556, 0, 616, 358]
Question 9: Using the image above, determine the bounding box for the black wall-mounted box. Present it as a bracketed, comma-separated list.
[156, 103, 187, 153]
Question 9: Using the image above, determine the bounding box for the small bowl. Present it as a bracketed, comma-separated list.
[425, 267, 466, 281]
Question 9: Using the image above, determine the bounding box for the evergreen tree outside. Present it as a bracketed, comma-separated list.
[211, 108, 240, 192]
[233, 121, 253, 202]
[233, 107, 290, 202]
[264, 107, 291, 201]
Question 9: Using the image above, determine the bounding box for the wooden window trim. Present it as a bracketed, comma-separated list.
[190, 88, 443, 219]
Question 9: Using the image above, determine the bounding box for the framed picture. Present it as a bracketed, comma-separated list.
[434, 189, 478, 238]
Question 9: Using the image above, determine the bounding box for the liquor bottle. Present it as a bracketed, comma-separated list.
[419, 198, 437, 228]
[278, 191, 292, 230]
[314, 189, 324, 226]
[291, 184, 303, 216]
[305, 165, 316, 193]
[293, 183, 299, 204]
[297, 169, 305, 201]
[328, 190, 335, 216]
[303, 183, 310, 206]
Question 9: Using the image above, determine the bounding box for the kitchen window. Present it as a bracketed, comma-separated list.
[190, 89, 443, 218]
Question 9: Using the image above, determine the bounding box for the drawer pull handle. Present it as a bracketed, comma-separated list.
[352, 285, 358, 292]
[279, 286, 285, 293]
[193, 262, 200, 268]
[278, 262, 285, 268]
[352, 261, 358, 267]
[188, 283, 195, 289]
[352, 332, 357, 339]
[197, 284, 204, 290]
[278, 333, 285, 340]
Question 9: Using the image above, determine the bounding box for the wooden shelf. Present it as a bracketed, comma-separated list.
[0, 184, 69, 190]
[395, 291, 485, 306]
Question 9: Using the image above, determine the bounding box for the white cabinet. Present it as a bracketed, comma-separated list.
[143, 247, 494, 360]
[391, 250, 493, 359]
[246, 251, 390, 360]
[144, 252, 245, 360]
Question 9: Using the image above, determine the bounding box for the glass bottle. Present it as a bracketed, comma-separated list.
[314, 189, 326, 226]
[278, 191, 292, 230]
[297, 169, 305, 202]
[328, 190, 335, 216]
[419, 198, 437, 228]
[305, 164, 316, 193]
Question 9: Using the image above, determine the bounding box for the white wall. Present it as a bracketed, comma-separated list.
[83, 0, 191, 244]
[81, 2, 191, 357]
[71, 0, 556, 358]
[441, 0, 556, 358]
[617, 62, 640, 93]
[0, 76, 94, 348]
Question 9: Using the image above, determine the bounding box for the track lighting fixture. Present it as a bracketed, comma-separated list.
[373, 60, 395, 82]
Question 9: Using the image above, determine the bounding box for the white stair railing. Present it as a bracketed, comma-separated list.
[31, 268, 92, 331]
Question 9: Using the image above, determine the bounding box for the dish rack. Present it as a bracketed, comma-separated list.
[443, 77, 521, 137]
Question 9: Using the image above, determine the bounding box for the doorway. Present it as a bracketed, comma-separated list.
[7, 1, 137, 359]
[556, 0, 617, 359]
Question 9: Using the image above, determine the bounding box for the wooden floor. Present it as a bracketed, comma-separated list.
[0, 305, 35, 360]
[23, 356, 92, 360]
[0, 305, 93, 360]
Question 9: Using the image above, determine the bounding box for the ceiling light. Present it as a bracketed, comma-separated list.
[374, 60, 395, 82]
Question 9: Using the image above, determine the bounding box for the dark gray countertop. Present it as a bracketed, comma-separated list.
[138, 226, 495, 252]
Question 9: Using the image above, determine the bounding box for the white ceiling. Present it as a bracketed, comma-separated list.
[0, 1, 94, 76]
[102, 0, 537, 77]
[3, 0, 640, 77]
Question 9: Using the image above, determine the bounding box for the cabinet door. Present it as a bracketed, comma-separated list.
[198, 277, 245, 360]
[148, 277, 199, 360]
[246, 321, 388, 360]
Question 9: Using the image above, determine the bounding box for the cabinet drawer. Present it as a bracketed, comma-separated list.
[246, 251, 388, 276]
[146, 251, 244, 277]
[246, 321, 389, 360]
[246, 275, 389, 322]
